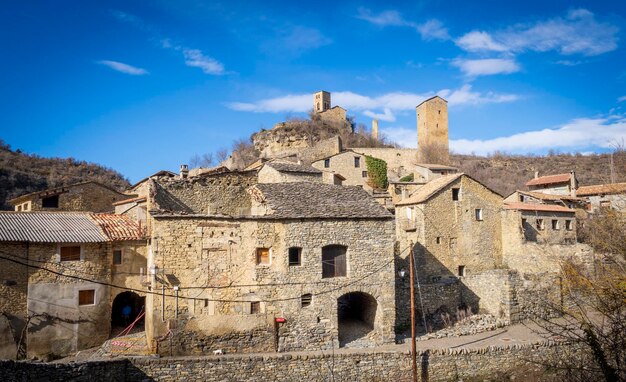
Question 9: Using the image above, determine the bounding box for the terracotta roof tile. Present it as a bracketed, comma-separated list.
[90, 214, 146, 241]
[576, 183, 626, 196]
[504, 202, 575, 213]
[525, 173, 571, 187]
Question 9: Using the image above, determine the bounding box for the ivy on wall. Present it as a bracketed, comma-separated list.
[365, 156, 388, 190]
[399, 173, 414, 182]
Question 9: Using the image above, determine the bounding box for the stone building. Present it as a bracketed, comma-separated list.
[349, 148, 420, 181]
[576, 182, 626, 213]
[10, 181, 130, 213]
[144, 174, 396, 355]
[416, 96, 449, 163]
[257, 161, 323, 184]
[500, 202, 588, 274]
[313, 91, 347, 126]
[0, 212, 146, 360]
[525, 171, 578, 196]
[311, 150, 369, 187]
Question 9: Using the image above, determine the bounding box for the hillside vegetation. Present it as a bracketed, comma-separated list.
[0, 139, 130, 210]
[452, 151, 626, 196]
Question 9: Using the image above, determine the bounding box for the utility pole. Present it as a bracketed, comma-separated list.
[409, 242, 418, 382]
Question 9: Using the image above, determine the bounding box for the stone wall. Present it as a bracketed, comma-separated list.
[351, 148, 419, 180]
[0, 243, 29, 318]
[257, 166, 322, 184]
[13, 182, 128, 213]
[311, 151, 368, 187]
[298, 136, 342, 164]
[147, 216, 396, 355]
[0, 341, 570, 382]
[417, 96, 448, 163]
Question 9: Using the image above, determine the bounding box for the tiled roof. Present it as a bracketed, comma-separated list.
[266, 161, 322, 174]
[396, 174, 463, 206]
[0, 212, 107, 243]
[503, 202, 575, 213]
[112, 196, 146, 206]
[517, 190, 583, 201]
[251, 182, 392, 219]
[526, 173, 571, 187]
[90, 214, 146, 241]
[576, 183, 626, 196]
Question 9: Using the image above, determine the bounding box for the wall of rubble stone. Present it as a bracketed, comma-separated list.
[0, 341, 568, 381]
[298, 136, 342, 164]
[257, 165, 322, 184]
[351, 148, 419, 179]
[311, 151, 368, 187]
[14, 182, 127, 213]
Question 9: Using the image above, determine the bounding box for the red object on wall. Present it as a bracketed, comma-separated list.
[275, 317, 286, 323]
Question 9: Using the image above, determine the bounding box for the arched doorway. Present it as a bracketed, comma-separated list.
[337, 292, 377, 347]
[111, 291, 145, 333]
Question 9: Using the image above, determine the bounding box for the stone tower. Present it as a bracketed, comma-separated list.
[416, 96, 449, 163]
[314, 91, 331, 113]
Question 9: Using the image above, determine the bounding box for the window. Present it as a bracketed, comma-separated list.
[42, 195, 59, 208]
[521, 218, 527, 227]
[322, 245, 347, 278]
[458, 265, 465, 277]
[565, 220, 573, 231]
[362, 171, 368, 178]
[436, 237, 442, 244]
[78, 290, 95, 306]
[288, 247, 301, 266]
[301, 293, 312, 307]
[519, 194, 525, 202]
[552, 220, 560, 230]
[256, 248, 270, 265]
[475, 209, 483, 221]
[324, 158, 330, 168]
[113, 249, 123, 265]
[354, 157, 360, 168]
[17, 205, 22, 211]
[452, 188, 460, 201]
[536, 219, 545, 230]
[60, 246, 81, 261]
[250, 301, 260, 314]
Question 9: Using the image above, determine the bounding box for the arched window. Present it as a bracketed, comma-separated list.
[322, 245, 347, 278]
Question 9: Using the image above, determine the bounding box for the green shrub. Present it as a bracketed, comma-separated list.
[365, 156, 388, 190]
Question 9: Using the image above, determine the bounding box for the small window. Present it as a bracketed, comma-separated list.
[536, 219, 545, 230]
[113, 249, 123, 265]
[250, 301, 260, 314]
[362, 171, 368, 178]
[521, 218, 527, 227]
[288, 247, 301, 266]
[78, 290, 95, 306]
[256, 248, 270, 265]
[436, 237, 442, 244]
[322, 245, 347, 278]
[324, 159, 330, 168]
[42, 195, 59, 208]
[354, 157, 360, 168]
[452, 188, 460, 201]
[565, 220, 573, 231]
[301, 293, 312, 307]
[458, 266, 465, 277]
[552, 220, 560, 230]
[60, 246, 81, 261]
[475, 209, 483, 221]
[17, 205, 22, 211]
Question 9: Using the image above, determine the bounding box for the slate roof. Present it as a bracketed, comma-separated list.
[526, 173, 571, 187]
[503, 202, 575, 213]
[90, 214, 146, 241]
[266, 161, 322, 174]
[576, 183, 626, 196]
[396, 174, 463, 206]
[251, 182, 392, 219]
[0, 212, 107, 243]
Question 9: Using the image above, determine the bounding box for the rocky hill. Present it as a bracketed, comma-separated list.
[0, 139, 130, 210]
[452, 151, 626, 197]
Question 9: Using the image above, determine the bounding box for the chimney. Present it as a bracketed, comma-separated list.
[372, 119, 379, 141]
[534, 171, 539, 179]
[180, 164, 189, 179]
[570, 170, 577, 197]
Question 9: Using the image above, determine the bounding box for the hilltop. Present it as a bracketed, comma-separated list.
[0, 139, 130, 210]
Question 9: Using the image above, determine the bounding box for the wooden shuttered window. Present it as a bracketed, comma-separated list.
[78, 289, 95, 305]
[256, 248, 270, 265]
[60, 246, 81, 261]
[322, 245, 347, 278]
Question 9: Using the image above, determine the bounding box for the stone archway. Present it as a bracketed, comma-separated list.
[111, 291, 145, 332]
[337, 292, 377, 347]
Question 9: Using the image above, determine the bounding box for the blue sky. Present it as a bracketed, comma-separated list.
[1, 1, 625, 183]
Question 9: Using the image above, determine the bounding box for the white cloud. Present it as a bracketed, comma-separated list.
[363, 108, 396, 122]
[381, 114, 626, 154]
[450, 115, 626, 155]
[356, 8, 449, 41]
[97, 60, 149, 75]
[227, 85, 518, 113]
[452, 58, 520, 77]
[555, 59, 584, 66]
[182, 49, 225, 75]
[456, 9, 619, 56]
[278, 26, 332, 53]
[618, 96, 626, 103]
